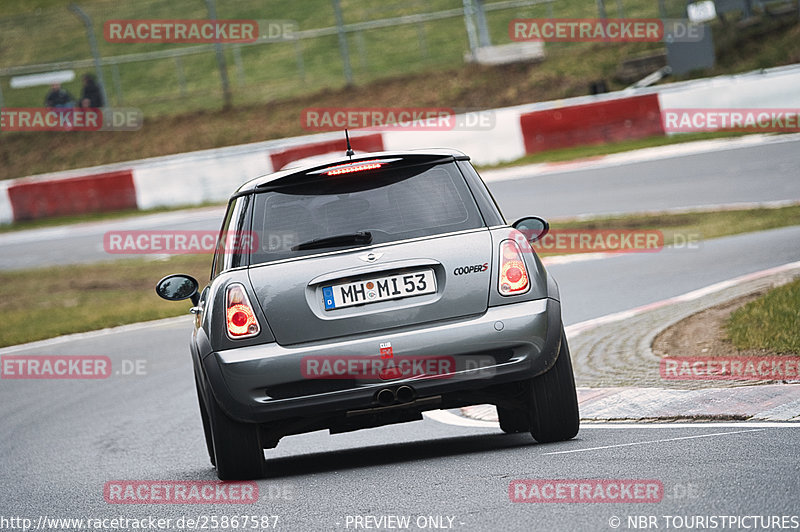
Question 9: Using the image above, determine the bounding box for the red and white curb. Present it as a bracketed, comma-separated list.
[458, 385, 800, 425]
[458, 261, 800, 424]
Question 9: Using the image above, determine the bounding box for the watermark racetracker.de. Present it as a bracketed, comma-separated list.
[301, 107, 496, 132]
[509, 479, 663, 503]
[660, 356, 800, 381]
[300, 355, 498, 381]
[104, 19, 297, 43]
[526, 229, 664, 254]
[509, 18, 705, 42]
[103, 230, 258, 254]
[0, 355, 146, 379]
[103, 481, 261, 504]
[0, 108, 143, 131]
[662, 108, 800, 133]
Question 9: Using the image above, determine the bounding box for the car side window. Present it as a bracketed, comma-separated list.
[210, 195, 252, 279]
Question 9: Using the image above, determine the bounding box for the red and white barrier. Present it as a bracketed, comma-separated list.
[8, 170, 137, 222]
[0, 182, 13, 225]
[3, 64, 799, 224]
[519, 93, 664, 153]
[382, 107, 527, 165]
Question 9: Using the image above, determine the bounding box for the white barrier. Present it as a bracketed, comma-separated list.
[381, 107, 528, 166]
[658, 65, 800, 111]
[133, 149, 273, 210]
[0, 182, 13, 225]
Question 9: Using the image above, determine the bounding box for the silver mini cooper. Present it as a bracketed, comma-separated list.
[157, 149, 579, 480]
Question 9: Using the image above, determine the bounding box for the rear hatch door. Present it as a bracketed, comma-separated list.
[247, 157, 493, 345]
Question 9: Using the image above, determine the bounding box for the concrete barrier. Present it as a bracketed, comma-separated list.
[133, 150, 272, 210]
[519, 93, 664, 154]
[0, 182, 13, 225]
[7, 170, 136, 221]
[382, 107, 527, 166]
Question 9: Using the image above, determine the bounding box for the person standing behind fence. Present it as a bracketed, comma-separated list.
[44, 83, 75, 108]
[80, 73, 104, 108]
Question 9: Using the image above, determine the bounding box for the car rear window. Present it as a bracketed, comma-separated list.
[249, 161, 485, 264]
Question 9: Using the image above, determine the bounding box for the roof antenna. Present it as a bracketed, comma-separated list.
[345, 129, 354, 159]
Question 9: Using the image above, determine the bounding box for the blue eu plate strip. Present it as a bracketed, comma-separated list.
[322, 286, 336, 310]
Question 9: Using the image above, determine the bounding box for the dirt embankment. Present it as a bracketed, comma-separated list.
[653, 289, 797, 359]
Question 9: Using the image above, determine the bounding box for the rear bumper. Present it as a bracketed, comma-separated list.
[203, 297, 562, 424]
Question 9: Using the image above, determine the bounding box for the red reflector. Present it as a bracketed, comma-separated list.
[499, 240, 530, 296]
[325, 160, 383, 175]
[506, 267, 523, 283]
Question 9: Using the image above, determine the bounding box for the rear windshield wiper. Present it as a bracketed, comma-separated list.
[292, 231, 373, 251]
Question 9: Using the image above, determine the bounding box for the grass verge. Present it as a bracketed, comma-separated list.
[1, 204, 799, 347]
[726, 278, 800, 354]
[549, 204, 800, 252]
[0, 255, 210, 348]
[0, 201, 225, 234]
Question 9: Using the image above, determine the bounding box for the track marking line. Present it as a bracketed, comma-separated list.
[542, 428, 764, 455]
[426, 411, 800, 429]
[579, 422, 800, 428]
[424, 409, 498, 428]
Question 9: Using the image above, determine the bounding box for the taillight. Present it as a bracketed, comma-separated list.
[499, 239, 530, 296]
[225, 283, 260, 339]
[325, 160, 383, 175]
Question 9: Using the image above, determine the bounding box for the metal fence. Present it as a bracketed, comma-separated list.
[0, 0, 696, 115]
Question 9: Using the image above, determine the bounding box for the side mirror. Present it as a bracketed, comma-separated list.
[155, 274, 199, 305]
[513, 216, 550, 243]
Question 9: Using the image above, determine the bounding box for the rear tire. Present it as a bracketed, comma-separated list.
[528, 330, 580, 443]
[204, 385, 265, 480]
[497, 406, 528, 433]
[194, 375, 215, 467]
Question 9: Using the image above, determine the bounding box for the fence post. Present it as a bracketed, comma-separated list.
[174, 57, 187, 97]
[294, 40, 306, 81]
[68, 3, 109, 107]
[355, 31, 368, 71]
[111, 63, 124, 104]
[331, 0, 354, 85]
[416, 23, 429, 59]
[232, 45, 246, 86]
[462, 0, 479, 55]
[596, 0, 607, 18]
[203, 0, 233, 109]
[474, 0, 491, 47]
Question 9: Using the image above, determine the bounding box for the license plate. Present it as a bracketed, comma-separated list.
[322, 270, 436, 310]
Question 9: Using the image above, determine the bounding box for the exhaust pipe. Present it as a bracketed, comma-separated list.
[376, 388, 395, 406]
[395, 386, 416, 403]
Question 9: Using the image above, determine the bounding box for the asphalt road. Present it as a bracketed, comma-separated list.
[1, 139, 799, 531]
[2, 223, 800, 530]
[554, 224, 800, 325]
[493, 135, 800, 221]
[2, 135, 799, 270]
[1, 317, 798, 531]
